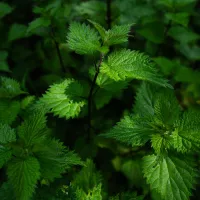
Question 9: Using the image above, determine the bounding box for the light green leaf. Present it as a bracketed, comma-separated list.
[143, 154, 197, 200]
[101, 49, 172, 88]
[7, 157, 40, 200]
[8, 24, 27, 41]
[0, 100, 20, 125]
[0, 123, 16, 144]
[67, 22, 101, 54]
[75, 184, 102, 200]
[38, 79, 87, 119]
[72, 159, 102, 194]
[0, 2, 13, 18]
[104, 24, 133, 45]
[27, 17, 51, 33]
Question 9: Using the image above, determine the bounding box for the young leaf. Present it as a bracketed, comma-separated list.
[88, 20, 106, 39]
[67, 22, 101, 54]
[72, 159, 102, 194]
[75, 184, 102, 200]
[104, 24, 132, 45]
[100, 49, 172, 88]
[0, 123, 16, 144]
[38, 79, 87, 119]
[7, 157, 40, 200]
[143, 154, 197, 200]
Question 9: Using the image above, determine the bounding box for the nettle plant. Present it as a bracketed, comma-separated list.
[0, 19, 200, 200]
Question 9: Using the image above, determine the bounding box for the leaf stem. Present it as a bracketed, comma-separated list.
[88, 54, 104, 139]
[106, 0, 112, 29]
[50, 27, 66, 73]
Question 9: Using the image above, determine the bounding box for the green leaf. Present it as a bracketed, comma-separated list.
[172, 110, 200, 152]
[0, 123, 16, 144]
[38, 79, 87, 119]
[104, 24, 133, 45]
[75, 184, 102, 200]
[0, 182, 15, 200]
[8, 24, 27, 41]
[27, 17, 51, 33]
[168, 26, 199, 44]
[153, 57, 175, 75]
[101, 49, 172, 88]
[88, 20, 106, 39]
[0, 77, 24, 98]
[94, 89, 112, 109]
[7, 157, 40, 200]
[67, 22, 101, 54]
[72, 159, 102, 194]
[165, 12, 189, 27]
[0, 2, 13, 18]
[21, 96, 36, 110]
[33, 138, 82, 182]
[177, 44, 200, 61]
[18, 110, 48, 146]
[0, 146, 12, 168]
[143, 154, 197, 200]
[0, 100, 20, 125]
[158, 0, 197, 9]
[102, 115, 150, 147]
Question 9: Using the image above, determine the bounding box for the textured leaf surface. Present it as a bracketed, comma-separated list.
[0, 146, 12, 168]
[38, 79, 87, 119]
[100, 49, 172, 88]
[0, 77, 24, 98]
[0, 100, 20, 125]
[143, 154, 197, 200]
[67, 22, 101, 54]
[104, 24, 132, 45]
[18, 110, 48, 146]
[102, 115, 151, 146]
[7, 157, 40, 200]
[34, 138, 82, 182]
[0, 123, 16, 144]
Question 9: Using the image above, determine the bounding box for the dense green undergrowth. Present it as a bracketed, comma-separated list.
[0, 0, 200, 199]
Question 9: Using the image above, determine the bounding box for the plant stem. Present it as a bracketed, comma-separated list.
[51, 27, 66, 73]
[88, 54, 104, 138]
[106, 0, 112, 29]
